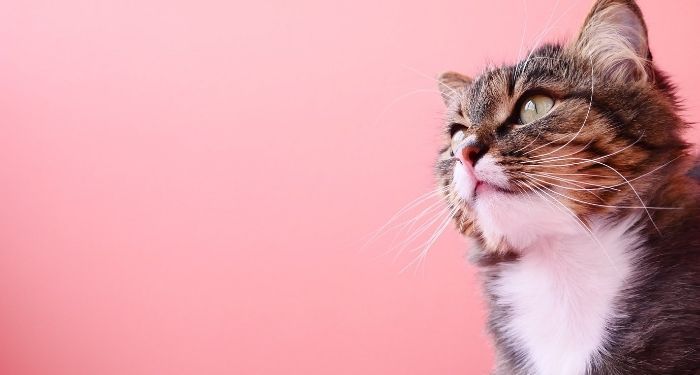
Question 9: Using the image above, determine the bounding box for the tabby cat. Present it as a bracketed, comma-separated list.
[434, 0, 699, 373]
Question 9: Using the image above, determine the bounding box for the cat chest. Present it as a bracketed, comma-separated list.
[490, 234, 636, 375]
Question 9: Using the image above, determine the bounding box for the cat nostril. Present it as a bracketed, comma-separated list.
[460, 145, 487, 166]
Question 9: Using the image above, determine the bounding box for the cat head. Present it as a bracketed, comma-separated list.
[435, 0, 689, 253]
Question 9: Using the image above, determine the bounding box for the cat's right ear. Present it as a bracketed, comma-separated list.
[572, 0, 651, 83]
[437, 71, 472, 106]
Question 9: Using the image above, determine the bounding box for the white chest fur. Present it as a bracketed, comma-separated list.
[491, 217, 640, 375]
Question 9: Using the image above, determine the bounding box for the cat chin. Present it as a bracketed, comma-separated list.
[452, 156, 584, 251]
[471, 187, 585, 252]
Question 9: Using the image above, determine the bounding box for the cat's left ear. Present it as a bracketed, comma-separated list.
[571, 0, 651, 83]
[437, 71, 472, 106]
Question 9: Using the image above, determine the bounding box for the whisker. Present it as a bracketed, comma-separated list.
[519, 0, 579, 74]
[382, 203, 449, 255]
[577, 155, 683, 190]
[512, 128, 543, 154]
[524, 171, 621, 191]
[524, 156, 666, 232]
[522, 133, 644, 167]
[386, 199, 451, 251]
[522, 133, 571, 156]
[518, 0, 560, 75]
[516, 0, 529, 62]
[400, 205, 459, 274]
[530, 171, 613, 179]
[390, 199, 449, 234]
[402, 65, 461, 99]
[515, 180, 603, 246]
[362, 186, 449, 248]
[529, 138, 594, 162]
[528, 155, 682, 193]
[518, 172, 608, 202]
[387, 207, 452, 264]
[391, 205, 452, 259]
[522, 179, 620, 273]
[370, 88, 442, 128]
[531, 178, 678, 210]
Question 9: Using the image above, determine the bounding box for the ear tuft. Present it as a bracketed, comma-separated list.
[573, 0, 650, 83]
[437, 71, 472, 105]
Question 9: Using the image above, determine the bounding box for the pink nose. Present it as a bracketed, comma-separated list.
[457, 144, 487, 167]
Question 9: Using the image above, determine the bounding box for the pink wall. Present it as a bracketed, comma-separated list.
[0, 1, 698, 374]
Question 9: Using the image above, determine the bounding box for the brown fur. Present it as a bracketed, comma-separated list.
[434, 1, 699, 373]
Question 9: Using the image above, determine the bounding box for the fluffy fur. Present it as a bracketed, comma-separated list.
[434, 1, 700, 373]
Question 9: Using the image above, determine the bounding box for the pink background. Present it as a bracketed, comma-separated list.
[1, 1, 698, 374]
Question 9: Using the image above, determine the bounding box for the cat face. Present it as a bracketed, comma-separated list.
[435, 0, 688, 253]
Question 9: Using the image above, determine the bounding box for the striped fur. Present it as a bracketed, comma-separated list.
[434, 1, 700, 373]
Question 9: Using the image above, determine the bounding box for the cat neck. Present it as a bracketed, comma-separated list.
[481, 214, 643, 375]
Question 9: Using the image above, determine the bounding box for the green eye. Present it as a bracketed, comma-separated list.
[519, 94, 554, 125]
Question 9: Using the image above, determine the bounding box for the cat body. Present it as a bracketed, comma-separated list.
[479, 185, 699, 375]
[434, 1, 700, 373]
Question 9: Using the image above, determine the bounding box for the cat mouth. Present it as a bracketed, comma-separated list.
[474, 180, 513, 196]
[451, 159, 514, 201]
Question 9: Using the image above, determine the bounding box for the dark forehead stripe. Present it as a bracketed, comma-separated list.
[467, 73, 490, 121]
[515, 44, 576, 86]
[506, 66, 517, 97]
[466, 45, 571, 123]
[467, 68, 511, 123]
